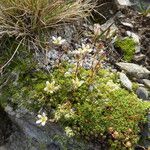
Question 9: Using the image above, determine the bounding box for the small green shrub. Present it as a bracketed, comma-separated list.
[115, 37, 136, 62]
[1, 60, 149, 149]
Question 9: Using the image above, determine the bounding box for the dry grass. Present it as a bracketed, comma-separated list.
[0, 0, 95, 39]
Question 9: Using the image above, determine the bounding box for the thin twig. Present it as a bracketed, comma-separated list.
[0, 38, 24, 73]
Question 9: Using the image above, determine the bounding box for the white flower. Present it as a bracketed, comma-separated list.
[73, 44, 93, 54]
[72, 77, 84, 89]
[44, 80, 60, 94]
[36, 112, 48, 126]
[64, 126, 75, 137]
[52, 36, 66, 45]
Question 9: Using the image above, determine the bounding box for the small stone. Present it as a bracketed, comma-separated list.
[126, 31, 140, 44]
[138, 84, 145, 87]
[116, 62, 150, 79]
[121, 22, 133, 28]
[135, 45, 141, 53]
[143, 79, 150, 88]
[133, 54, 145, 62]
[117, 0, 132, 6]
[136, 87, 149, 100]
[119, 72, 132, 90]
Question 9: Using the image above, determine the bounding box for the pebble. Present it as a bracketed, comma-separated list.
[119, 72, 132, 90]
[136, 87, 149, 100]
[143, 79, 150, 88]
[117, 0, 132, 6]
[135, 45, 141, 53]
[121, 22, 133, 28]
[133, 54, 145, 62]
[126, 31, 140, 44]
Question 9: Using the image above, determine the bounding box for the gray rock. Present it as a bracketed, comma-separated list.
[135, 45, 141, 53]
[133, 54, 145, 62]
[120, 22, 133, 28]
[136, 87, 149, 100]
[116, 62, 150, 79]
[3, 106, 100, 150]
[143, 79, 150, 89]
[119, 72, 132, 90]
[126, 31, 140, 44]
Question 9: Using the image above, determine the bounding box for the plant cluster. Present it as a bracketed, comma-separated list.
[1, 57, 149, 149]
[115, 37, 136, 62]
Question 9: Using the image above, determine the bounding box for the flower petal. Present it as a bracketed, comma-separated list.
[41, 121, 46, 126]
[44, 87, 47, 91]
[42, 112, 46, 116]
[46, 81, 49, 85]
[36, 120, 42, 124]
[52, 36, 56, 40]
[38, 115, 42, 118]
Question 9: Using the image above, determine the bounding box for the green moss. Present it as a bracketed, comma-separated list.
[132, 82, 139, 92]
[1, 61, 150, 149]
[115, 37, 136, 62]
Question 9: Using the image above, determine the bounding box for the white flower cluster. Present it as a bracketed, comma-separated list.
[44, 80, 60, 94]
[73, 44, 93, 55]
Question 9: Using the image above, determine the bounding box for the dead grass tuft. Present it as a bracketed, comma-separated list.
[0, 0, 95, 39]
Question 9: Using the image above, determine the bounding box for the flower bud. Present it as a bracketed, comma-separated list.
[125, 141, 132, 148]
[108, 127, 114, 133]
[112, 131, 119, 139]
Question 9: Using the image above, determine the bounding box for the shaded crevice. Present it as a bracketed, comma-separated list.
[0, 106, 12, 146]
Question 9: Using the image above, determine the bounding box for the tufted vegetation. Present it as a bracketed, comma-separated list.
[0, 0, 95, 47]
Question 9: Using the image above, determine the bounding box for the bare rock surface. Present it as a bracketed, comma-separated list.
[116, 62, 150, 79]
[119, 72, 132, 90]
[2, 106, 100, 150]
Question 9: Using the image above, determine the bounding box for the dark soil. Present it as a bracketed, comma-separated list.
[93, 0, 118, 23]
